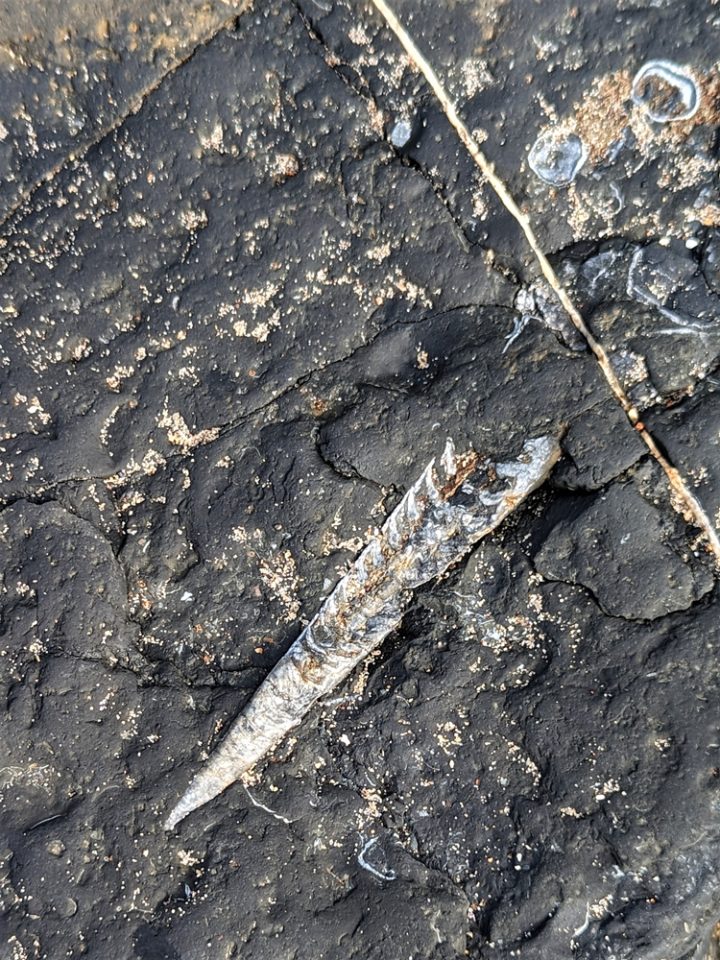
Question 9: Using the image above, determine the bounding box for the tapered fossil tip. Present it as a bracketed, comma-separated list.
[164, 765, 239, 831]
[164, 793, 197, 831]
[164, 809, 184, 832]
[165, 740, 255, 830]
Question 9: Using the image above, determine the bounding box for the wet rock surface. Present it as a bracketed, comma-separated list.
[0, 1, 719, 959]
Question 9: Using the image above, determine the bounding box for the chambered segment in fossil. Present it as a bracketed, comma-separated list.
[165, 435, 560, 830]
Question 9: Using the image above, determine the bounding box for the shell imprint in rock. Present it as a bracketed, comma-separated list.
[165, 435, 561, 830]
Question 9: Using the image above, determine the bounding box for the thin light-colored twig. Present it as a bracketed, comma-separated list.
[367, 0, 720, 565]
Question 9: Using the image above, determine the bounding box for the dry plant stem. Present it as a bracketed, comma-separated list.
[367, 0, 720, 564]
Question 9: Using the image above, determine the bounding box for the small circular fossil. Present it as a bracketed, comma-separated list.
[631, 60, 700, 123]
[527, 129, 588, 187]
[388, 117, 416, 149]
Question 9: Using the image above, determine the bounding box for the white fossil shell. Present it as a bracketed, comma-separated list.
[528, 129, 588, 187]
[165, 435, 561, 830]
[631, 60, 700, 124]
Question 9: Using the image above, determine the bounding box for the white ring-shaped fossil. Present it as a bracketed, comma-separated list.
[631, 60, 700, 123]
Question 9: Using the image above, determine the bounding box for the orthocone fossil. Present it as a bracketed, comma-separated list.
[166, 435, 561, 830]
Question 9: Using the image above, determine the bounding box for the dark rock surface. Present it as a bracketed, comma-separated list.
[534, 468, 715, 620]
[0, 0, 246, 224]
[1, 1, 719, 959]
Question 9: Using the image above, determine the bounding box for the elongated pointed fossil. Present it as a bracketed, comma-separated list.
[165, 435, 561, 830]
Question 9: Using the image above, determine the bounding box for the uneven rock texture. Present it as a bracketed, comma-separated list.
[0, 0, 248, 224]
[1, 1, 719, 959]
